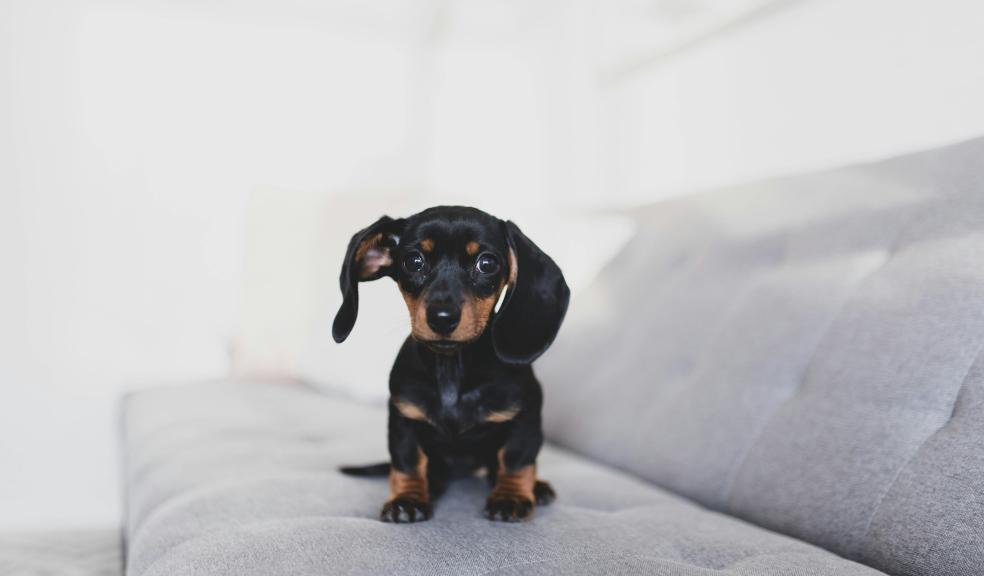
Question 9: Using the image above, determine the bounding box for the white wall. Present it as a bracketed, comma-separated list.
[0, 0, 430, 530]
[3, 0, 984, 530]
[421, 0, 984, 206]
[596, 0, 984, 202]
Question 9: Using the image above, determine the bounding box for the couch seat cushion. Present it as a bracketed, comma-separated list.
[123, 381, 882, 576]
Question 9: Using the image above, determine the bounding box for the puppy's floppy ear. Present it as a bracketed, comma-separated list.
[492, 220, 570, 364]
[332, 216, 405, 343]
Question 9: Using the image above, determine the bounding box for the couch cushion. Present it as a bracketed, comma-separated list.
[122, 381, 880, 576]
[537, 137, 984, 575]
[0, 529, 121, 576]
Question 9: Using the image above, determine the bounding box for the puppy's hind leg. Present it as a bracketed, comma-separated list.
[533, 480, 556, 506]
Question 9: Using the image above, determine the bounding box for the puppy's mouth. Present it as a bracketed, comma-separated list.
[421, 339, 467, 353]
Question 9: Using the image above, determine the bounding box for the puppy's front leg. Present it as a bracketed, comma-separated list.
[381, 406, 432, 523]
[485, 417, 554, 522]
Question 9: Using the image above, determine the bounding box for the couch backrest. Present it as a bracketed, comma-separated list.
[538, 137, 984, 576]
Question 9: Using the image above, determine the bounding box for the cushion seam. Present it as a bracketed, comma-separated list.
[855, 342, 984, 561]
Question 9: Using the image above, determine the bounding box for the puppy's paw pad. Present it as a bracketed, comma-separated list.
[381, 497, 432, 523]
[485, 494, 534, 522]
[533, 480, 556, 506]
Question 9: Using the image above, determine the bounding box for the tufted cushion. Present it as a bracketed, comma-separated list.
[538, 137, 984, 576]
[122, 381, 880, 576]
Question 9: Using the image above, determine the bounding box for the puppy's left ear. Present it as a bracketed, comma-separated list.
[332, 216, 405, 343]
[492, 220, 570, 365]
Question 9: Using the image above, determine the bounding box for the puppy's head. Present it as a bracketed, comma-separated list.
[332, 206, 569, 364]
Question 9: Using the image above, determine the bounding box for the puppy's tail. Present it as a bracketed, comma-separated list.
[339, 462, 391, 477]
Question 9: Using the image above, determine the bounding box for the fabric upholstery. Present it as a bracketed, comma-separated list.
[121, 381, 879, 576]
[0, 529, 122, 576]
[537, 136, 984, 576]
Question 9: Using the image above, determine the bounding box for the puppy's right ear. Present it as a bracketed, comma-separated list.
[332, 216, 405, 343]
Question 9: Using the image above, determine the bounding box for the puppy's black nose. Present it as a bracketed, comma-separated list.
[426, 304, 460, 336]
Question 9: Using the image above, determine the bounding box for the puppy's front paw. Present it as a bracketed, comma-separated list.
[381, 496, 433, 523]
[485, 493, 534, 522]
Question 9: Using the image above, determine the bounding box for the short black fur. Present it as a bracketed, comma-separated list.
[335, 206, 569, 522]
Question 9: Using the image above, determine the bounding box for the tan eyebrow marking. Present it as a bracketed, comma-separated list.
[466, 241, 480, 256]
[420, 238, 434, 252]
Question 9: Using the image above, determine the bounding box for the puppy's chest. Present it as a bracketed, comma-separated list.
[402, 373, 520, 436]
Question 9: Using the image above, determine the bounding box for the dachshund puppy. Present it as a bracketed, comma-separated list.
[334, 206, 569, 523]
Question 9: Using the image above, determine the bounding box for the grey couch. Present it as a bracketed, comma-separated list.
[122, 137, 984, 576]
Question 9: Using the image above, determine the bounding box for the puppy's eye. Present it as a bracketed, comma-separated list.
[475, 253, 500, 275]
[403, 251, 426, 273]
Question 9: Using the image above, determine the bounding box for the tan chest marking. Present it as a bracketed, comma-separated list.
[484, 406, 520, 423]
[394, 399, 431, 423]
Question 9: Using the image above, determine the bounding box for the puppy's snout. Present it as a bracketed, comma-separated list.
[426, 303, 460, 336]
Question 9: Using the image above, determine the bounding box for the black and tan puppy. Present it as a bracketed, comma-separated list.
[334, 206, 569, 523]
